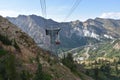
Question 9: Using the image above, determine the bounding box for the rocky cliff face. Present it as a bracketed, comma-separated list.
[7, 15, 120, 49]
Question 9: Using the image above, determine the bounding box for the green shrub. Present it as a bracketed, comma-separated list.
[0, 49, 7, 56]
[0, 34, 12, 45]
[13, 39, 21, 52]
[34, 63, 52, 80]
[20, 70, 32, 80]
[62, 53, 76, 72]
[0, 52, 17, 80]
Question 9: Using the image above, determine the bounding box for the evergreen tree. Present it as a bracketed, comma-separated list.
[115, 62, 119, 76]
[100, 64, 111, 76]
[62, 53, 76, 72]
[0, 52, 17, 80]
[34, 63, 43, 80]
[5, 54, 17, 80]
[13, 39, 21, 52]
[34, 63, 51, 80]
[94, 67, 99, 80]
[20, 70, 31, 80]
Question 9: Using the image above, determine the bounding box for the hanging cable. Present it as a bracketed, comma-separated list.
[39, 0, 47, 45]
[40, 0, 47, 18]
[43, 0, 47, 18]
[39, 0, 47, 28]
[64, 0, 82, 21]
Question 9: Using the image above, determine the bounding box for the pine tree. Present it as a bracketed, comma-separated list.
[34, 63, 44, 80]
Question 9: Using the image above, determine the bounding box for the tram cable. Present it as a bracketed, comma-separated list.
[64, 0, 82, 21]
[40, 0, 47, 18]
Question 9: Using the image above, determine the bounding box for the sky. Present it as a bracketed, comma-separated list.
[0, 0, 120, 22]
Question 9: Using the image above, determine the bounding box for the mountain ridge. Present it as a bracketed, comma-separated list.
[7, 15, 120, 50]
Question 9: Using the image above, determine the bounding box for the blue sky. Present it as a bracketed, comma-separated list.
[0, 0, 120, 22]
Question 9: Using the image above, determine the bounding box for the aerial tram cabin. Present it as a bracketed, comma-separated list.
[45, 27, 61, 56]
[45, 27, 61, 45]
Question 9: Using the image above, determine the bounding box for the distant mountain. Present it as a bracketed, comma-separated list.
[7, 15, 120, 50]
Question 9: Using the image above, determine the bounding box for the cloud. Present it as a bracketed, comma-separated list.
[0, 10, 20, 17]
[0, 10, 41, 17]
[100, 12, 120, 19]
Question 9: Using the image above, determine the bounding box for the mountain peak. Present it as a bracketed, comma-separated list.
[7, 15, 120, 49]
[18, 15, 27, 18]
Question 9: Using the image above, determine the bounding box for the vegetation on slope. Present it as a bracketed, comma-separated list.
[0, 34, 12, 45]
[62, 53, 93, 80]
[84, 59, 120, 80]
[72, 39, 120, 80]
[0, 16, 89, 80]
